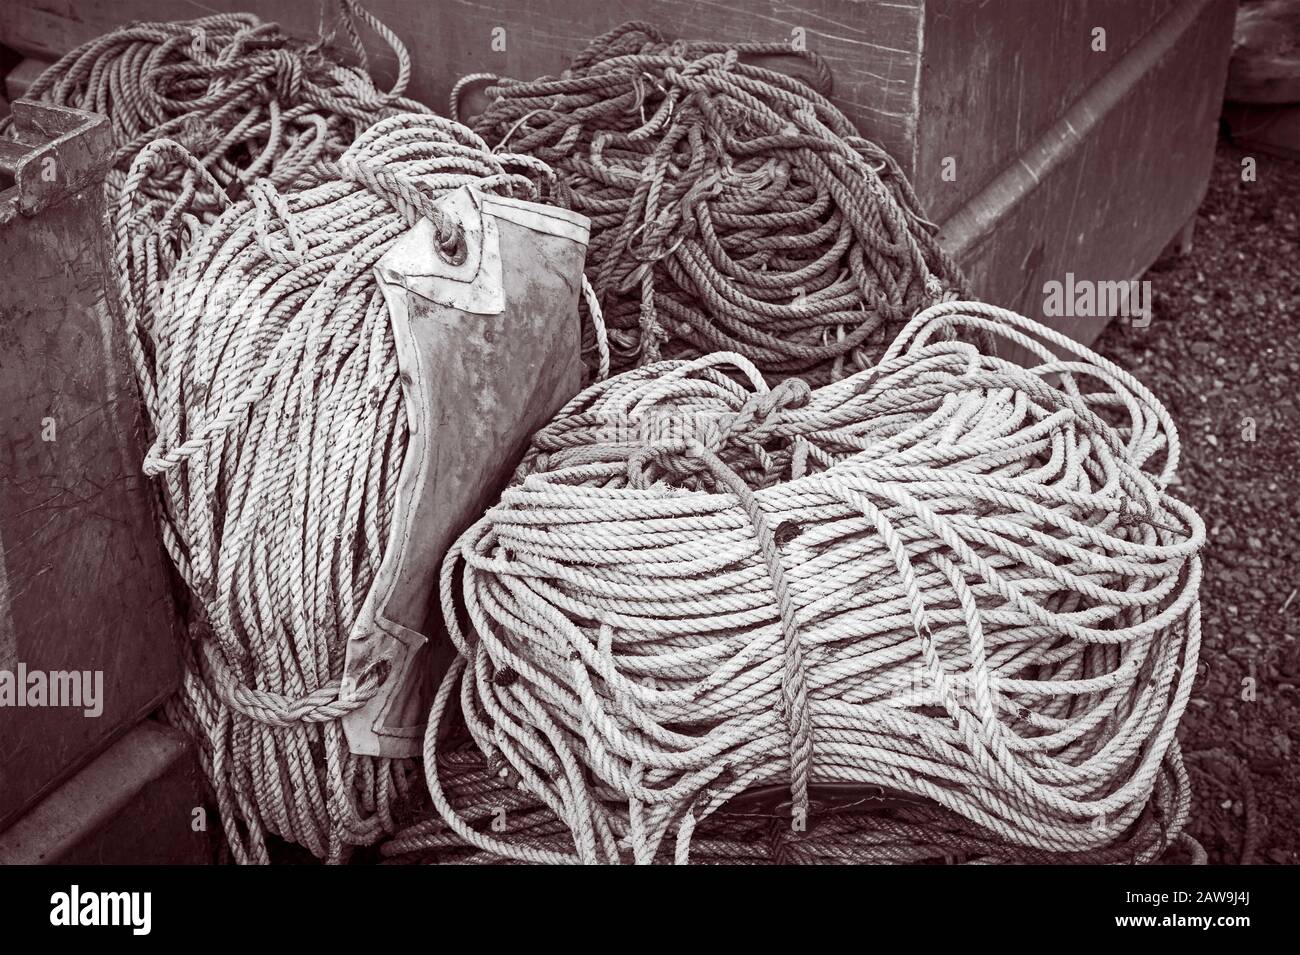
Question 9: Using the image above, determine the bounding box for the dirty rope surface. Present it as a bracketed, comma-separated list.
[10, 2, 428, 216]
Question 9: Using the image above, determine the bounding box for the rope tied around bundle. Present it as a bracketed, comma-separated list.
[461, 21, 966, 382]
[112, 108, 605, 863]
[413, 300, 1203, 865]
[247, 155, 473, 268]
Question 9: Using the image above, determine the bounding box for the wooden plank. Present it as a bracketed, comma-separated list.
[936, 0, 1236, 347]
[0, 721, 209, 864]
[916, 0, 1179, 223]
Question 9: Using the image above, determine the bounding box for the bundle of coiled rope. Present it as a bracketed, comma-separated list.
[460, 22, 965, 381]
[409, 300, 1203, 865]
[16, 6, 1202, 868]
[7, 3, 577, 863]
[113, 111, 571, 863]
[11, 1, 426, 211]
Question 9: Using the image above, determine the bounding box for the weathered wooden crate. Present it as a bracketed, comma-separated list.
[0, 0, 1237, 346]
[0, 100, 181, 829]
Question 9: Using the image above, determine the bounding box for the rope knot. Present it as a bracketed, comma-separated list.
[625, 441, 702, 489]
[269, 48, 303, 102]
[716, 377, 811, 453]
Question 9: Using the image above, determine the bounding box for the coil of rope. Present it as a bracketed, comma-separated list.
[7, 3, 568, 863]
[407, 300, 1203, 865]
[112, 109, 603, 863]
[385, 741, 1193, 864]
[457, 21, 966, 383]
[8, 1, 427, 212]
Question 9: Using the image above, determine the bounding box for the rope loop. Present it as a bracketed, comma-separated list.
[268, 47, 304, 101]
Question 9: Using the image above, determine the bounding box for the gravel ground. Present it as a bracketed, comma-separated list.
[1093, 139, 1300, 865]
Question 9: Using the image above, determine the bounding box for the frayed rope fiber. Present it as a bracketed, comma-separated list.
[460, 21, 966, 382]
[412, 300, 1203, 864]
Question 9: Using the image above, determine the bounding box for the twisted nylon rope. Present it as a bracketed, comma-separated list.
[113, 110, 599, 863]
[12, 4, 604, 863]
[417, 300, 1203, 865]
[10, 1, 426, 210]
[385, 740, 1193, 864]
[459, 21, 966, 382]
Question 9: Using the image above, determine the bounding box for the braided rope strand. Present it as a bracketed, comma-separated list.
[10, 1, 429, 213]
